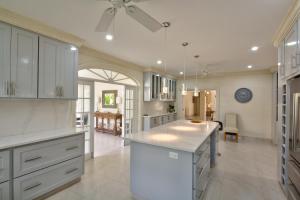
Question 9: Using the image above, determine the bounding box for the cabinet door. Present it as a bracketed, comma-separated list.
[0, 22, 11, 98]
[57, 43, 78, 99]
[278, 42, 285, 79]
[11, 28, 38, 98]
[285, 22, 298, 78]
[38, 36, 59, 98]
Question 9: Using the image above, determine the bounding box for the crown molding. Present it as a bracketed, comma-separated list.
[273, 0, 300, 47]
[0, 6, 85, 46]
[176, 69, 272, 80]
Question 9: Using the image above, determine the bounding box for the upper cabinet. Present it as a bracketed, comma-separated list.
[39, 37, 78, 99]
[0, 23, 38, 98]
[284, 21, 298, 78]
[144, 72, 176, 102]
[278, 41, 285, 80]
[0, 21, 78, 100]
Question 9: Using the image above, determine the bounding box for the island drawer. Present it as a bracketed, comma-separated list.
[194, 138, 210, 163]
[0, 151, 10, 184]
[194, 147, 210, 167]
[193, 188, 205, 200]
[0, 181, 10, 200]
[13, 156, 83, 200]
[13, 134, 84, 178]
[193, 159, 210, 190]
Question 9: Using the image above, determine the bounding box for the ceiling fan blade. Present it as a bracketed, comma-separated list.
[125, 5, 162, 32]
[95, 7, 117, 32]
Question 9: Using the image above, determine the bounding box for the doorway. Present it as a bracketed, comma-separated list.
[77, 68, 138, 159]
[184, 90, 217, 121]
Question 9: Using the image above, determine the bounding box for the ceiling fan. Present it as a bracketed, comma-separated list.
[95, 0, 162, 32]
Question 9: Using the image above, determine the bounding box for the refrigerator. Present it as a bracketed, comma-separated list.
[288, 76, 300, 200]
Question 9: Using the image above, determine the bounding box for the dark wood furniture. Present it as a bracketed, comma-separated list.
[94, 112, 122, 136]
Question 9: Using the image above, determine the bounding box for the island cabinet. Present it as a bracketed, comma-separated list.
[126, 121, 218, 200]
[39, 36, 78, 99]
[0, 22, 38, 99]
[0, 151, 10, 200]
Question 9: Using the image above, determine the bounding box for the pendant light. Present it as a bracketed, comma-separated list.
[162, 22, 170, 94]
[181, 42, 189, 96]
[194, 55, 200, 97]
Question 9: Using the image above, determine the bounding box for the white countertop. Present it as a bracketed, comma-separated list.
[0, 128, 85, 150]
[143, 112, 177, 118]
[124, 120, 218, 152]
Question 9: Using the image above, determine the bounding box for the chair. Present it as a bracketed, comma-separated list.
[224, 113, 239, 142]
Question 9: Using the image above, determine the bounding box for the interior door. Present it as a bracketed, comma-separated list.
[0, 22, 11, 98]
[124, 86, 138, 136]
[10, 27, 38, 98]
[76, 81, 94, 158]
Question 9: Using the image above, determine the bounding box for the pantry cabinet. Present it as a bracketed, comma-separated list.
[39, 36, 78, 99]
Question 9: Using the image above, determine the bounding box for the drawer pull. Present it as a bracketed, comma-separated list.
[65, 168, 78, 175]
[24, 182, 42, 191]
[66, 146, 79, 151]
[24, 156, 42, 163]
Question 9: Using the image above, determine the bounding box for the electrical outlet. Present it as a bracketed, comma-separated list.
[169, 152, 178, 159]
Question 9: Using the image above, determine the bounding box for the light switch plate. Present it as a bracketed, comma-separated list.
[169, 152, 178, 159]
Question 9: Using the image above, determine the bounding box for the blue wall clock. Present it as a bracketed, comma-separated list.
[234, 88, 253, 103]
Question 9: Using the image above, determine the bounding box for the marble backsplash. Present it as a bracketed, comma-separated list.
[143, 101, 174, 116]
[0, 99, 75, 137]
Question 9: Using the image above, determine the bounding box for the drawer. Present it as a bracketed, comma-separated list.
[14, 156, 83, 200]
[193, 188, 205, 200]
[193, 159, 210, 190]
[0, 151, 10, 184]
[194, 138, 210, 163]
[13, 134, 84, 178]
[0, 181, 10, 200]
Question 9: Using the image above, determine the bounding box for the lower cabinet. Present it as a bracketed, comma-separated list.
[14, 156, 83, 200]
[143, 113, 177, 131]
[0, 181, 10, 200]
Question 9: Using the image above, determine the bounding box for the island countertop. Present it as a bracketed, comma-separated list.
[124, 120, 218, 152]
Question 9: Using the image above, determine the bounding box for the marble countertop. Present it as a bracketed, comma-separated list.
[124, 120, 218, 152]
[143, 112, 177, 118]
[0, 128, 85, 150]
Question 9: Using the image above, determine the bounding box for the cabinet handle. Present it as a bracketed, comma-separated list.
[66, 146, 79, 151]
[4, 80, 9, 96]
[292, 55, 297, 69]
[11, 81, 16, 96]
[65, 168, 78, 175]
[61, 86, 64, 97]
[24, 156, 42, 163]
[24, 182, 42, 191]
[55, 86, 59, 97]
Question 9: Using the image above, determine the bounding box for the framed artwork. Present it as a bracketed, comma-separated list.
[102, 90, 117, 108]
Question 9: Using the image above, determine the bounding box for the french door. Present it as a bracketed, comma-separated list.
[76, 81, 94, 158]
[124, 86, 138, 136]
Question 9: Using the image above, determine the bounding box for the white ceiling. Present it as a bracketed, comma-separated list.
[0, 0, 293, 76]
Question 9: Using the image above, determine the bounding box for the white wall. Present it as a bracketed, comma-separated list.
[0, 100, 74, 137]
[94, 82, 124, 114]
[177, 73, 273, 139]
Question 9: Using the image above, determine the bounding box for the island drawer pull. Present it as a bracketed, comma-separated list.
[66, 146, 79, 151]
[65, 168, 78, 175]
[24, 182, 42, 191]
[24, 156, 42, 163]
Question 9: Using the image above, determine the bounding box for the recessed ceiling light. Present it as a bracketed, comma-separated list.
[251, 46, 259, 51]
[247, 65, 253, 69]
[157, 60, 162, 65]
[105, 34, 114, 41]
[70, 46, 77, 51]
[179, 72, 184, 75]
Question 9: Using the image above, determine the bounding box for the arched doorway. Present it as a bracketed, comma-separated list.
[76, 68, 138, 158]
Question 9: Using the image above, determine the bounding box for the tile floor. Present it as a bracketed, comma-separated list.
[93, 131, 123, 157]
[47, 137, 286, 200]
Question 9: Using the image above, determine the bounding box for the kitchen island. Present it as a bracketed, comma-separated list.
[124, 120, 219, 200]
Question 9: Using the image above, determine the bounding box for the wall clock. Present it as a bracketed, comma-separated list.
[234, 88, 253, 103]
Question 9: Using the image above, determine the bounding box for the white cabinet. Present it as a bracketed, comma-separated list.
[39, 36, 78, 99]
[11, 27, 38, 98]
[0, 22, 12, 98]
[278, 41, 285, 79]
[0, 22, 38, 99]
[285, 22, 298, 78]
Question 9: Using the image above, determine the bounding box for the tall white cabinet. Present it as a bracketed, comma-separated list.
[39, 36, 78, 99]
[0, 22, 12, 98]
[11, 28, 38, 98]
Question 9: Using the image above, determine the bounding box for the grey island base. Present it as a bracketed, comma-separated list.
[125, 120, 219, 200]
